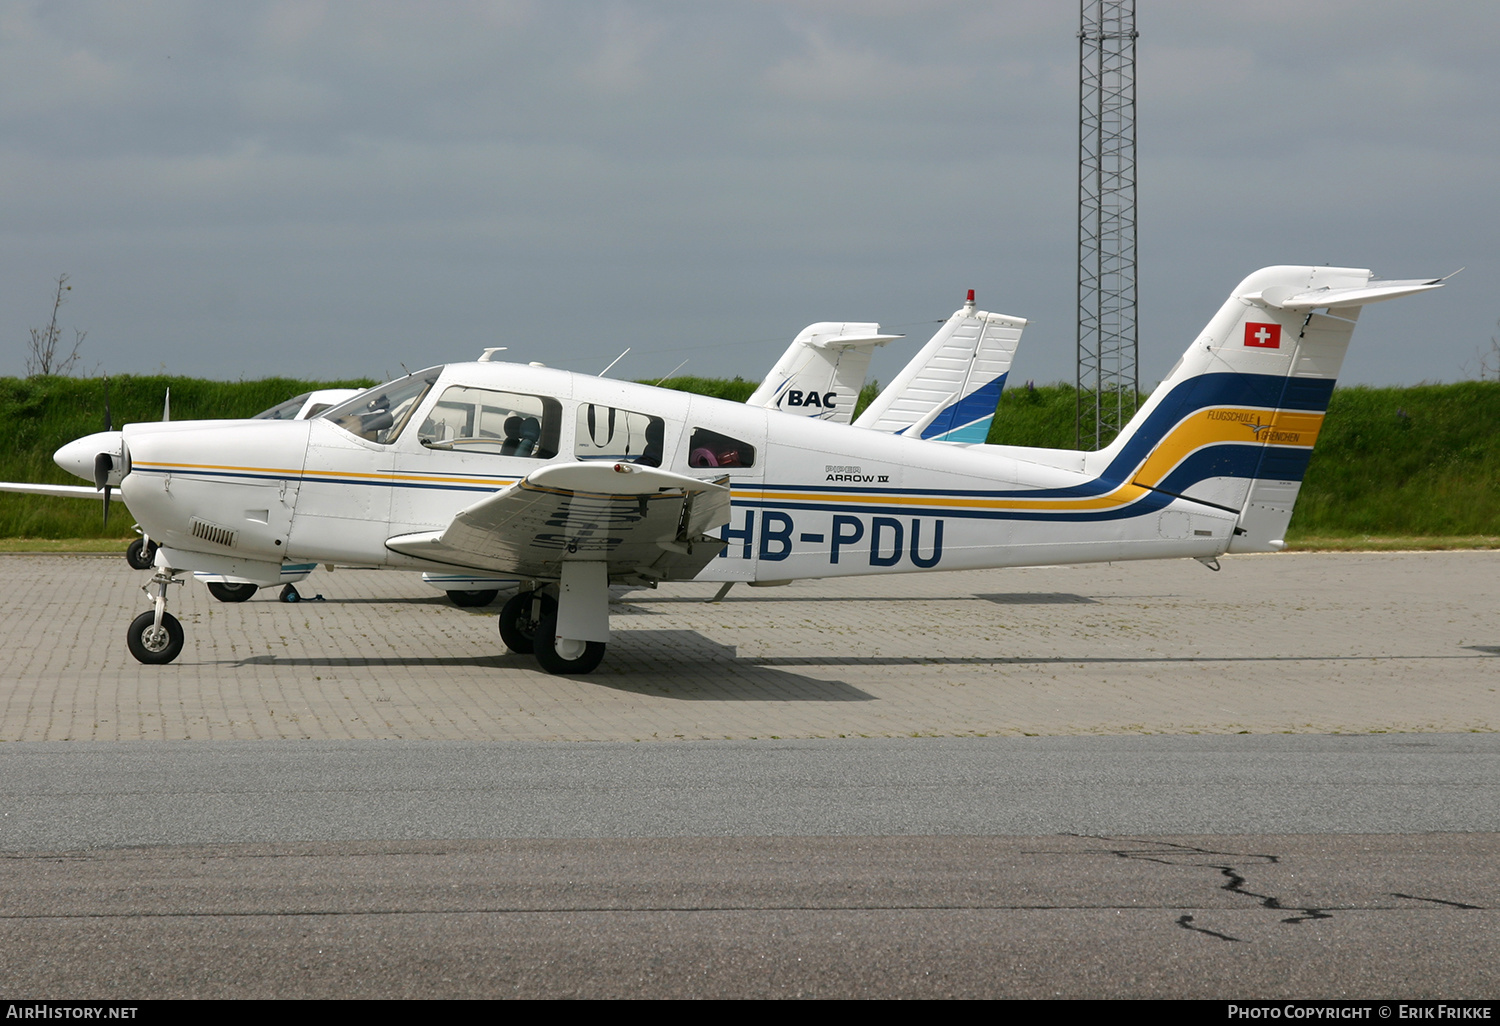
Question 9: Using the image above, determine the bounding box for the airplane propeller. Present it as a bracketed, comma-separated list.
[93, 377, 117, 527]
[94, 452, 114, 528]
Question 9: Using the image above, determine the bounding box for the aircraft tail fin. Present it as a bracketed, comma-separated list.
[1084, 265, 1445, 553]
[853, 292, 1025, 442]
[746, 323, 902, 424]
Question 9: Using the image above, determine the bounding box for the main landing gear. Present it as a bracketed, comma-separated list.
[498, 568, 610, 675]
[127, 568, 187, 665]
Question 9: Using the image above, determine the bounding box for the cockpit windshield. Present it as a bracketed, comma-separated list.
[322, 367, 444, 444]
[253, 393, 312, 421]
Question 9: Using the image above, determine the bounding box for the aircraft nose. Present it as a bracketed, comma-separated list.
[55, 430, 126, 485]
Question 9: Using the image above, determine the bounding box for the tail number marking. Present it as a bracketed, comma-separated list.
[718, 510, 944, 568]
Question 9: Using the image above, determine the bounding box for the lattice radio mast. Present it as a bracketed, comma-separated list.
[1076, 0, 1138, 449]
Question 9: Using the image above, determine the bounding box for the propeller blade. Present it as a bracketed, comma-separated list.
[163, 387, 170, 423]
[103, 376, 112, 432]
[93, 451, 114, 490]
[102, 484, 112, 529]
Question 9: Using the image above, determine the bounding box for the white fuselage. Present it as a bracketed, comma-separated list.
[117, 360, 1233, 588]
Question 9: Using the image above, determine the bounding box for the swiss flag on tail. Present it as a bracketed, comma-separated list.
[1244, 322, 1281, 349]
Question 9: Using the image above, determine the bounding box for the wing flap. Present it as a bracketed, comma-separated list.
[386, 461, 730, 581]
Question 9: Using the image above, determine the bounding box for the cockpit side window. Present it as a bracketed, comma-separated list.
[418, 386, 561, 458]
[686, 428, 756, 470]
[324, 372, 440, 445]
[574, 404, 667, 466]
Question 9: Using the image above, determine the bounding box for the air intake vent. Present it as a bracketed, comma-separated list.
[190, 518, 237, 548]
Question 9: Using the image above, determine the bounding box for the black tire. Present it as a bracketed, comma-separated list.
[498, 591, 553, 655]
[279, 584, 300, 603]
[126, 537, 158, 571]
[534, 608, 606, 675]
[448, 588, 499, 608]
[127, 610, 184, 665]
[206, 580, 258, 603]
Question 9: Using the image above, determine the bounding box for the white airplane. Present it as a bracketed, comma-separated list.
[12, 265, 1443, 674]
[745, 290, 1026, 442]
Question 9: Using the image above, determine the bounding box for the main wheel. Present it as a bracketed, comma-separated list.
[279, 584, 301, 603]
[498, 591, 553, 654]
[533, 609, 606, 675]
[448, 588, 499, 608]
[126, 537, 158, 571]
[206, 581, 258, 603]
[127, 610, 184, 665]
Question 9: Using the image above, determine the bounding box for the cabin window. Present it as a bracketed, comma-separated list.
[417, 386, 561, 458]
[574, 404, 666, 466]
[324, 371, 440, 444]
[686, 428, 756, 469]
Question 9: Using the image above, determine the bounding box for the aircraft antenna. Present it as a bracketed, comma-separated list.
[598, 347, 631, 377]
[652, 359, 689, 387]
[1076, 0, 1138, 449]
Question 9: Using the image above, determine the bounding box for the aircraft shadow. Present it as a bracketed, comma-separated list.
[585, 631, 873, 700]
[223, 633, 872, 700]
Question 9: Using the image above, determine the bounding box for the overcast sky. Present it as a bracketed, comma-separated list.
[2, 1, 1495, 391]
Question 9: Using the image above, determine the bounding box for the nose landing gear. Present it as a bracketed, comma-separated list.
[127, 568, 187, 664]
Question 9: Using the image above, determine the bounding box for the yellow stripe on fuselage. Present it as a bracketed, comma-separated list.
[1130, 407, 1322, 489]
[132, 460, 516, 490]
[753, 482, 1153, 512]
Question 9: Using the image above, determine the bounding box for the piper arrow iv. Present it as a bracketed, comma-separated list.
[12, 266, 1444, 673]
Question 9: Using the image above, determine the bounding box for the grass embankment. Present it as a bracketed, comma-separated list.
[1, 375, 1496, 550]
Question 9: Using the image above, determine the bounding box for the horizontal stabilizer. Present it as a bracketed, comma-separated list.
[1255, 277, 1447, 310]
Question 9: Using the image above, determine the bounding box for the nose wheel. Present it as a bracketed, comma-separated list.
[127, 568, 187, 664]
[125, 535, 158, 570]
[207, 581, 258, 602]
[127, 610, 183, 664]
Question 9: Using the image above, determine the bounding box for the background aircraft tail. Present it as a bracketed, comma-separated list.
[853, 292, 1025, 443]
[745, 323, 901, 424]
[1082, 265, 1445, 552]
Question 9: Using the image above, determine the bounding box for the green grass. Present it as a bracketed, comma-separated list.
[1291, 383, 1500, 537]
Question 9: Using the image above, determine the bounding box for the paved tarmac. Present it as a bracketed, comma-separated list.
[1, 550, 1496, 739]
[0, 552, 1495, 998]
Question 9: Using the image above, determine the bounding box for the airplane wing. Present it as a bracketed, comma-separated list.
[385, 461, 731, 582]
[0, 482, 102, 498]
